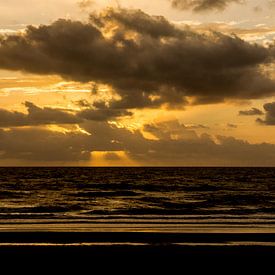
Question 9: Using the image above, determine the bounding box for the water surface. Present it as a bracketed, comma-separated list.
[0, 167, 274, 234]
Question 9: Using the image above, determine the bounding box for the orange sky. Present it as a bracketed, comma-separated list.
[0, 1, 274, 166]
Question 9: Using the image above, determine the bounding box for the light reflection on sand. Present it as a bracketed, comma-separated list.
[0, 223, 275, 233]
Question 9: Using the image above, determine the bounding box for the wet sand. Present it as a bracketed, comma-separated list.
[0, 231, 275, 244]
[0, 232, 274, 265]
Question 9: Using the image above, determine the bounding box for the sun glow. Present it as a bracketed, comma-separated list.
[90, 151, 138, 166]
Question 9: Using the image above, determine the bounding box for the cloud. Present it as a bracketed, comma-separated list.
[24, 101, 82, 124]
[170, 0, 243, 12]
[0, 109, 26, 128]
[257, 102, 275, 125]
[0, 127, 91, 162]
[0, 102, 82, 127]
[143, 120, 198, 140]
[74, 98, 133, 121]
[0, 100, 133, 127]
[0, 119, 275, 165]
[136, 120, 275, 166]
[78, 108, 132, 121]
[0, 8, 274, 109]
[239, 107, 264, 116]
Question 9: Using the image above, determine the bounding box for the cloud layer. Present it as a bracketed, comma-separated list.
[0, 102, 81, 127]
[0, 119, 275, 165]
[0, 101, 132, 127]
[0, 8, 274, 109]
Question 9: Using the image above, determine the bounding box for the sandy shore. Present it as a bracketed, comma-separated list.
[0, 232, 273, 272]
[0, 232, 274, 260]
[0, 231, 274, 243]
[0, 243, 274, 272]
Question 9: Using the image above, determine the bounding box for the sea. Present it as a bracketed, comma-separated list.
[0, 167, 274, 246]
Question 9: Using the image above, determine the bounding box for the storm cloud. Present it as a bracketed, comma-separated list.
[0, 8, 274, 108]
[170, 0, 243, 12]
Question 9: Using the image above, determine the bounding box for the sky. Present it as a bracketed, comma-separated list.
[0, 0, 274, 166]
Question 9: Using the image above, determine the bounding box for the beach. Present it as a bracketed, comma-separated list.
[0, 231, 274, 264]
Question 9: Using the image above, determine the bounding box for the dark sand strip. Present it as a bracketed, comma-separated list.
[0, 244, 274, 270]
[0, 233, 274, 270]
[0, 232, 274, 244]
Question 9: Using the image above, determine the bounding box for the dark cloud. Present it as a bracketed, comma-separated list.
[74, 98, 133, 121]
[136, 120, 275, 166]
[0, 127, 91, 162]
[0, 101, 133, 127]
[257, 102, 275, 125]
[0, 109, 27, 128]
[81, 121, 148, 154]
[239, 107, 264, 116]
[170, 0, 243, 12]
[0, 8, 274, 108]
[0, 119, 275, 165]
[24, 101, 82, 125]
[0, 102, 82, 127]
[0, 120, 141, 162]
[0, 120, 145, 162]
[143, 120, 198, 140]
[137, 135, 275, 166]
[78, 108, 132, 121]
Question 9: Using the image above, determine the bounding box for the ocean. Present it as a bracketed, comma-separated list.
[1, 168, 274, 271]
[0, 167, 274, 237]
